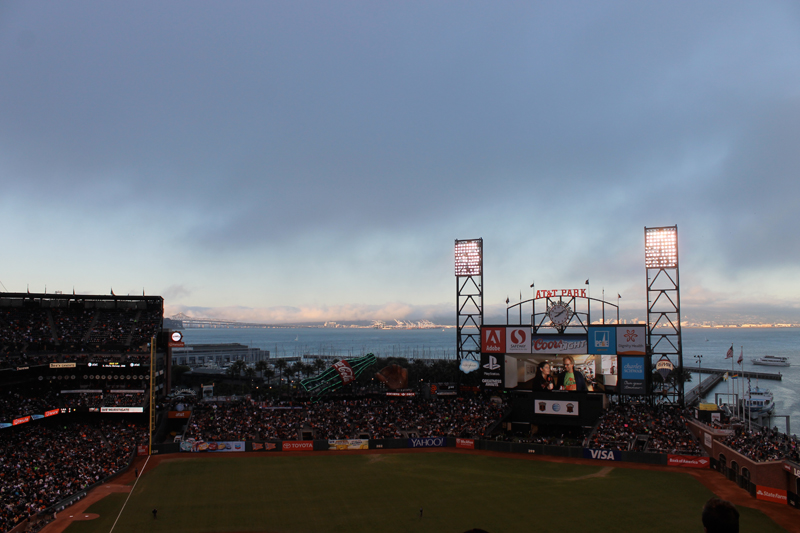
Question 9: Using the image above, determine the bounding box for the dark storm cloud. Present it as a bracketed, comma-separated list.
[2, 1, 800, 320]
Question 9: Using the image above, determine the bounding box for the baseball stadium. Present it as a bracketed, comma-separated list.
[2, 229, 799, 532]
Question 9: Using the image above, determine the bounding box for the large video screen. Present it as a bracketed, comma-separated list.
[480, 325, 647, 394]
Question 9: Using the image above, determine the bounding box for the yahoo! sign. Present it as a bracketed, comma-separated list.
[408, 437, 446, 448]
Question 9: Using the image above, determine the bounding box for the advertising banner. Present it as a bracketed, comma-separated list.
[50, 362, 76, 368]
[282, 441, 314, 451]
[583, 449, 621, 461]
[180, 440, 245, 452]
[12, 416, 31, 426]
[530, 335, 587, 355]
[252, 442, 279, 452]
[44, 409, 59, 418]
[620, 356, 647, 395]
[169, 411, 192, 418]
[616, 326, 646, 355]
[756, 486, 787, 504]
[101, 407, 144, 413]
[667, 455, 710, 468]
[456, 438, 475, 449]
[588, 327, 617, 355]
[459, 360, 479, 374]
[328, 439, 369, 450]
[480, 353, 504, 388]
[481, 327, 506, 353]
[408, 437, 446, 448]
[137, 445, 148, 456]
[532, 399, 580, 416]
[506, 327, 531, 354]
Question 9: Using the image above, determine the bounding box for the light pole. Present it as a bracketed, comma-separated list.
[693, 355, 703, 398]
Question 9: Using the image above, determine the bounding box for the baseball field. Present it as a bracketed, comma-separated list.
[57, 450, 786, 533]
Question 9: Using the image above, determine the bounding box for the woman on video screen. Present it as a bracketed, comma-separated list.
[531, 361, 554, 391]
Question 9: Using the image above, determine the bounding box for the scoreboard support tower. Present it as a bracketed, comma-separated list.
[455, 239, 483, 369]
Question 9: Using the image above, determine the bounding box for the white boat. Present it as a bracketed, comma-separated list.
[752, 355, 790, 367]
[742, 386, 775, 416]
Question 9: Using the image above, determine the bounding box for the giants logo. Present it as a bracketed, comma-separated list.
[333, 361, 355, 384]
[482, 327, 505, 353]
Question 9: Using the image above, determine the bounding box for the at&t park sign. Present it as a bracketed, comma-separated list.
[535, 289, 587, 298]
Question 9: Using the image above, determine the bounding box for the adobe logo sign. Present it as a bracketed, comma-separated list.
[481, 327, 506, 353]
[506, 327, 531, 354]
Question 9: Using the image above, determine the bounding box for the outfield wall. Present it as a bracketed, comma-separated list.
[151, 436, 800, 508]
[154, 437, 683, 466]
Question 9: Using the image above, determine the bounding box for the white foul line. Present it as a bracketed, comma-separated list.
[108, 455, 150, 533]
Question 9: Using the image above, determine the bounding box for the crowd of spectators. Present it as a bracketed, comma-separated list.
[0, 303, 162, 369]
[0, 389, 59, 420]
[104, 393, 145, 407]
[587, 402, 702, 455]
[0, 419, 145, 533]
[722, 425, 800, 463]
[185, 397, 506, 442]
[0, 389, 146, 422]
[61, 393, 105, 410]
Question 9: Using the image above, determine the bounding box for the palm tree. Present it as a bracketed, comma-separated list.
[312, 358, 326, 376]
[274, 358, 288, 386]
[254, 360, 271, 380]
[226, 360, 247, 379]
[261, 366, 275, 385]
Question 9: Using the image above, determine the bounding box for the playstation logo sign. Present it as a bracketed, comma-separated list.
[480, 352, 504, 388]
[483, 356, 501, 370]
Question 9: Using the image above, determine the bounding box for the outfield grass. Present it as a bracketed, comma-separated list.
[65, 453, 785, 533]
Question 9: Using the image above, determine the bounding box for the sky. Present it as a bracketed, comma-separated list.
[1, 1, 800, 325]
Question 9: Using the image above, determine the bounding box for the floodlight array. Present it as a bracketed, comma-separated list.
[644, 226, 678, 268]
[454, 239, 482, 276]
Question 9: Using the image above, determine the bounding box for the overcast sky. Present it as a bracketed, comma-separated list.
[2, 1, 799, 324]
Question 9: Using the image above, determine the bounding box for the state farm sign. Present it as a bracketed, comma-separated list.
[756, 486, 787, 504]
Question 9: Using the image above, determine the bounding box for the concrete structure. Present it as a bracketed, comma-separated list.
[172, 343, 269, 367]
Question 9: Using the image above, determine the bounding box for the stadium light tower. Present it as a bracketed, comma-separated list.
[455, 239, 483, 369]
[644, 226, 683, 405]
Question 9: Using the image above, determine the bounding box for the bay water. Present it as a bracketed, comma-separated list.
[184, 326, 800, 431]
